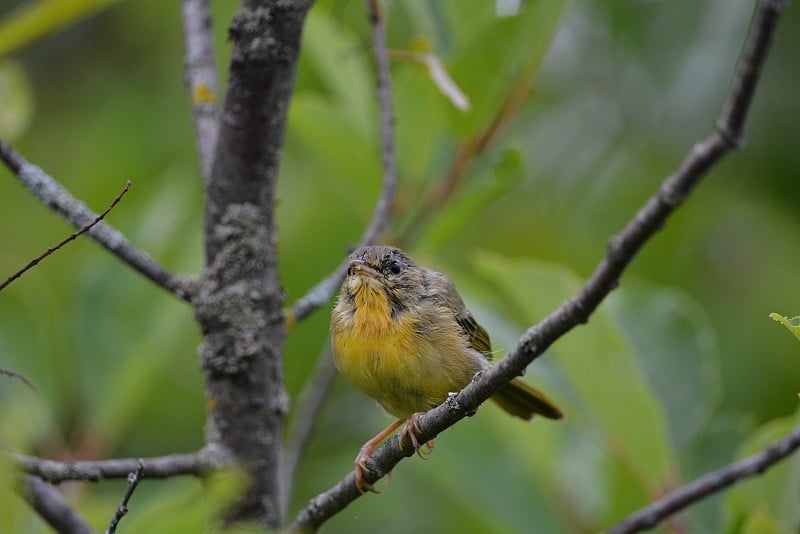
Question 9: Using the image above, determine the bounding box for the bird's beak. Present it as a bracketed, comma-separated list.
[348, 259, 379, 279]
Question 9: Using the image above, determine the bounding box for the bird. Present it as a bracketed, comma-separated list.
[330, 245, 563, 493]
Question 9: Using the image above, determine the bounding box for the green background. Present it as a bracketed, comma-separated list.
[0, 0, 798, 532]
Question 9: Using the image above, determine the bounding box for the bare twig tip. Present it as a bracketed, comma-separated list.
[0, 180, 132, 293]
[0, 367, 40, 395]
[105, 459, 146, 534]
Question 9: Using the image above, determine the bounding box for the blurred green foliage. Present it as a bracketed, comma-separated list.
[0, 0, 120, 58]
[0, 0, 798, 532]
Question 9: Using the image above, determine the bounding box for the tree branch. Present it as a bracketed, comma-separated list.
[19, 475, 97, 534]
[13, 447, 227, 484]
[0, 139, 197, 302]
[0, 367, 39, 395]
[288, 0, 787, 530]
[181, 0, 220, 183]
[286, 0, 398, 324]
[195, 0, 314, 528]
[279, 345, 338, 516]
[105, 460, 144, 534]
[1, 180, 131, 293]
[606, 423, 800, 534]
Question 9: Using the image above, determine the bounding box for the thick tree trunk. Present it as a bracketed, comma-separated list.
[195, 0, 313, 527]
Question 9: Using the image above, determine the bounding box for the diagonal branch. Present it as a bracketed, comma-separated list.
[0, 139, 197, 302]
[1, 181, 131, 293]
[19, 475, 97, 534]
[13, 447, 228, 484]
[289, 0, 787, 530]
[606, 423, 800, 534]
[286, 0, 398, 324]
[0, 367, 39, 394]
[181, 0, 220, 183]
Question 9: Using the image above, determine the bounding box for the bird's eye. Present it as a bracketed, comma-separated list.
[385, 260, 403, 275]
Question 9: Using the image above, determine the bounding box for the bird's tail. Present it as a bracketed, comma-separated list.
[490, 378, 564, 421]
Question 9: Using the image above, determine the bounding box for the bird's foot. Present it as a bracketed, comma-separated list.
[354, 442, 381, 494]
[399, 412, 435, 459]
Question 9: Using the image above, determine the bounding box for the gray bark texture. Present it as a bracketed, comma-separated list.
[195, 0, 313, 528]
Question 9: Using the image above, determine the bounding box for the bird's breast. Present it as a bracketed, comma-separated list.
[331, 298, 479, 419]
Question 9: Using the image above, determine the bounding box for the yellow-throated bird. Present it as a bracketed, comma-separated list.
[331, 245, 563, 493]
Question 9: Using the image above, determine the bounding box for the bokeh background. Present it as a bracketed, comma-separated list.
[0, 0, 798, 532]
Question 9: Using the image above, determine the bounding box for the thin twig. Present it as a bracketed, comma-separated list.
[105, 460, 144, 534]
[13, 446, 229, 483]
[606, 423, 800, 534]
[181, 0, 220, 183]
[280, 344, 339, 516]
[286, 0, 398, 324]
[288, 0, 787, 530]
[365, 0, 399, 236]
[0, 367, 39, 395]
[0, 139, 197, 302]
[280, 0, 398, 517]
[19, 475, 97, 534]
[0, 181, 131, 292]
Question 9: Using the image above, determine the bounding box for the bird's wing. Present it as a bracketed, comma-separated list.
[456, 311, 493, 361]
[424, 268, 494, 361]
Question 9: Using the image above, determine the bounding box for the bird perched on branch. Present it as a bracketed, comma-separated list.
[331, 245, 563, 493]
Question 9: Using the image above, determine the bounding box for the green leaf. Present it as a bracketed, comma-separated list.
[679, 414, 753, 532]
[0, 0, 120, 58]
[420, 415, 564, 533]
[440, 0, 570, 135]
[391, 60, 448, 182]
[0, 60, 32, 140]
[0, 399, 49, 532]
[740, 508, 789, 534]
[420, 148, 526, 250]
[608, 284, 722, 451]
[85, 293, 198, 450]
[0, 454, 32, 532]
[769, 313, 800, 343]
[286, 93, 382, 220]
[468, 252, 674, 525]
[299, 8, 375, 139]
[724, 409, 800, 532]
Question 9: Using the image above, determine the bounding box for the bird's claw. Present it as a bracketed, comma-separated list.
[399, 412, 435, 459]
[354, 445, 381, 494]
